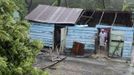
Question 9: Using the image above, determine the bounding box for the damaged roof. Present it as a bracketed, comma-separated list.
[25, 5, 83, 24]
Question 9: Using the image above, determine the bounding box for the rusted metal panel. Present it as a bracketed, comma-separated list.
[25, 5, 83, 24]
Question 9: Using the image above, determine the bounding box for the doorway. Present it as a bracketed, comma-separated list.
[96, 28, 111, 57]
[54, 25, 67, 52]
[54, 25, 62, 50]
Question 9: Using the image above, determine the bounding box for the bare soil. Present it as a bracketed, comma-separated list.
[34, 52, 134, 75]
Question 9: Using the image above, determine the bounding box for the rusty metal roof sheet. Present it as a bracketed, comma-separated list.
[25, 5, 83, 24]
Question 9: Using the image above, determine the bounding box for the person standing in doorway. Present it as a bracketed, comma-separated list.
[99, 29, 107, 57]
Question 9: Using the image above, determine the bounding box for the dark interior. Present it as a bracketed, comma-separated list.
[77, 10, 133, 27]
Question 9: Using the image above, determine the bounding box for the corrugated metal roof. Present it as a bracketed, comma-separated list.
[25, 5, 83, 24]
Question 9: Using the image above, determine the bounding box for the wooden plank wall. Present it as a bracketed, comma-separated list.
[111, 26, 133, 58]
[96, 24, 133, 58]
[109, 30, 124, 57]
[66, 26, 97, 51]
[30, 22, 54, 47]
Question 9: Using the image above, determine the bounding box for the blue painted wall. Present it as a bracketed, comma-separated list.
[30, 22, 54, 47]
[30, 23, 97, 51]
[66, 25, 97, 51]
[30, 23, 133, 58]
[96, 25, 133, 58]
[112, 26, 133, 58]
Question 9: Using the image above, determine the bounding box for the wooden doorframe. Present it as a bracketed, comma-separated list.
[54, 24, 66, 50]
[96, 28, 111, 56]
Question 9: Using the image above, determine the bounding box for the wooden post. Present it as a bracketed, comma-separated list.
[98, 11, 104, 24]
[112, 12, 118, 26]
[85, 11, 95, 24]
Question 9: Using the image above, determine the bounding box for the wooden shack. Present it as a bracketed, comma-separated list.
[25, 5, 133, 58]
[25, 4, 83, 52]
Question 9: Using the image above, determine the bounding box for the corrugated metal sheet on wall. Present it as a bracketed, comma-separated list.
[30, 22, 54, 47]
[66, 26, 97, 51]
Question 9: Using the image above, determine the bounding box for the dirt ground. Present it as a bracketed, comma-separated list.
[34, 53, 134, 75]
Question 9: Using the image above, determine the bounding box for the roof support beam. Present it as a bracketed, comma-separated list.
[85, 11, 96, 24]
[98, 11, 105, 24]
[52, 0, 58, 6]
[81, 15, 91, 18]
[112, 12, 118, 26]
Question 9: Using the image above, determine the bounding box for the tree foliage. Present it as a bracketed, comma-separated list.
[31, 0, 134, 11]
[0, 0, 48, 75]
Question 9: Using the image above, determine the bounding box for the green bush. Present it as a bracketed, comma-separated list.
[0, 0, 48, 75]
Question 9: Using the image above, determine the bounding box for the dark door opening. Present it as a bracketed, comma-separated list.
[96, 28, 111, 56]
[54, 25, 65, 50]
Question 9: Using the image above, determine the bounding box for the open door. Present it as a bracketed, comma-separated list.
[54, 25, 67, 54]
[97, 28, 111, 57]
[54, 25, 62, 50]
[60, 27, 67, 54]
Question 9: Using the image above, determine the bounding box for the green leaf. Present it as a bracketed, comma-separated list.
[0, 30, 10, 41]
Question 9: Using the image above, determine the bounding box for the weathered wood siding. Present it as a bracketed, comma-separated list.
[30, 23, 54, 47]
[66, 26, 97, 51]
[96, 25, 133, 58]
[109, 30, 124, 57]
[123, 31, 133, 58]
[111, 26, 133, 58]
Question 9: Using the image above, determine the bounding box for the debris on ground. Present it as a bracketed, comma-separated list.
[34, 53, 134, 75]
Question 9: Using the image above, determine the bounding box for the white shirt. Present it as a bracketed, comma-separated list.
[99, 32, 106, 46]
